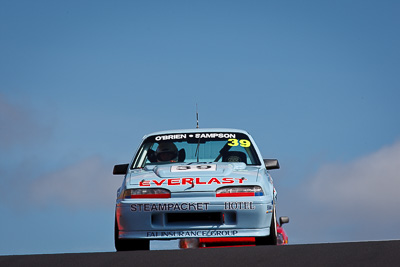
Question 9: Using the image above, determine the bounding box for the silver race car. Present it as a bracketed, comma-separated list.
[113, 128, 280, 250]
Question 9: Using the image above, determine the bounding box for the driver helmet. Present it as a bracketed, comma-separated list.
[156, 142, 178, 162]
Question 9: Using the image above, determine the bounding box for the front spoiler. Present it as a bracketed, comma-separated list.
[118, 227, 270, 240]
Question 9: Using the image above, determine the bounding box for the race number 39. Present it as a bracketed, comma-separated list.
[227, 139, 251, 147]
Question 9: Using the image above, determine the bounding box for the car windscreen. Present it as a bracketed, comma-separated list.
[131, 132, 261, 168]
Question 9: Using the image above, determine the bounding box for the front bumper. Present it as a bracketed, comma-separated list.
[116, 197, 273, 239]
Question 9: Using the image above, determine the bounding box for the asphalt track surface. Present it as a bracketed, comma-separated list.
[1, 240, 400, 267]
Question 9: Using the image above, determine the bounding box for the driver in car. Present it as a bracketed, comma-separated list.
[156, 142, 178, 162]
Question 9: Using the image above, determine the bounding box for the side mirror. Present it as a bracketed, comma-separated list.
[263, 159, 280, 170]
[279, 216, 289, 226]
[113, 163, 129, 175]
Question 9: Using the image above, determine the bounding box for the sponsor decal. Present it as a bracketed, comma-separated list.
[193, 133, 236, 139]
[139, 177, 246, 187]
[130, 202, 210, 212]
[155, 134, 187, 141]
[146, 230, 239, 238]
[154, 133, 236, 141]
[224, 201, 255, 210]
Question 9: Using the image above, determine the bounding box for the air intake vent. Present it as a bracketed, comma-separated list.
[167, 212, 222, 225]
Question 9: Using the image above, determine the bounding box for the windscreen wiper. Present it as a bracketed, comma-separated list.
[195, 137, 201, 162]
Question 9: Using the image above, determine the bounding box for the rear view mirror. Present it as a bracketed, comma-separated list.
[263, 159, 280, 170]
[113, 163, 129, 175]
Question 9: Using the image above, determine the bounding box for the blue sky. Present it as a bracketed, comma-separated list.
[1, 0, 400, 255]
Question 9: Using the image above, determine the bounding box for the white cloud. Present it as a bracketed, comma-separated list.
[294, 140, 400, 242]
[29, 156, 123, 208]
[0, 93, 51, 148]
[308, 140, 400, 213]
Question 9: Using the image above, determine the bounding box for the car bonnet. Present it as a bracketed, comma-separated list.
[127, 162, 261, 192]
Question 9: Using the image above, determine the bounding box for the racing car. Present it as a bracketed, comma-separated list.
[179, 216, 289, 248]
[277, 216, 289, 245]
[113, 128, 282, 251]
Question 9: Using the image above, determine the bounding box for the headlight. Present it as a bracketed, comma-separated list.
[121, 188, 171, 199]
[216, 186, 263, 197]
